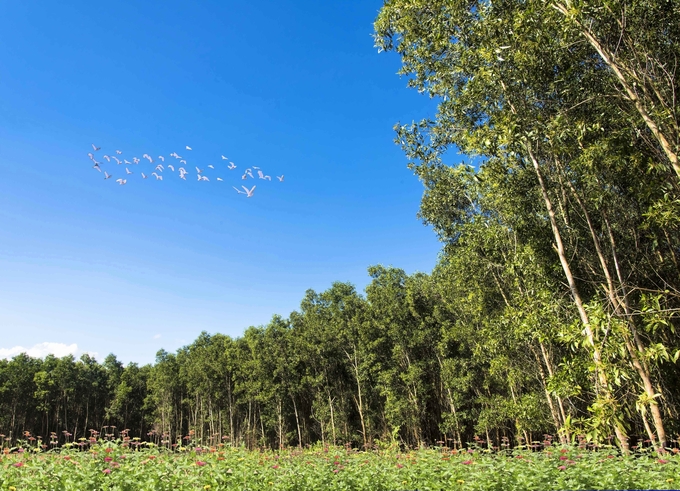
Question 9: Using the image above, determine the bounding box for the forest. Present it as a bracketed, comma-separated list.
[2, 0, 680, 455]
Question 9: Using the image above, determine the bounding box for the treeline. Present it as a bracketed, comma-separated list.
[2, 0, 680, 452]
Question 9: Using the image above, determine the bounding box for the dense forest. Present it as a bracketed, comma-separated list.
[2, 0, 680, 453]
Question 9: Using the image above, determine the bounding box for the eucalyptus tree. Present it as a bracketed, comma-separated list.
[374, 0, 680, 450]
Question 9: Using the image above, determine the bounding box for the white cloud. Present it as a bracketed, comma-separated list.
[153, 334, 162, 339]
[0, 342, 83, 360]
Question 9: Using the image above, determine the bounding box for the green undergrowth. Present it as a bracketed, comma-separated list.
[0, 443, 678, 490]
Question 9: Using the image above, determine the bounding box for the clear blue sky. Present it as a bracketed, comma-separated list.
[0, 0, 449, 365]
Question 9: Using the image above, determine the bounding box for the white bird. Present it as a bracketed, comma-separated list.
[180, 160, 187, 165]
[243, 185, 256, 198]
[87, 152, 94, 160]
[264, 175, 271, 181]
[92, 159, 101, 166]
[216, 177, 223, 181]
[276, 175, 284, 182]
[178, 167, 186, 175]
[144, 154, 153, 163]
[124, 159, 131, 165]
[257, 170, 264, 179]
[103, 155, 111, 162]
[186, 146, 192, 150]
[133, 157, 140, 164]
[152, 173, 163, 181]
[253, 166, 260, 170]
[170, 152, 180, 159]
[116, 150, 122, 154]
[104, 171, 112, 179]
[113, 157, 121, 165]
[228, 163, 236, 170]
[155, 164, 164, 172]
[233, 186, 245, 194]
[125, 168, 133, 175]
[246, 169, 253, 177]
[158, 156, 165, 162]
[221, 155, 228, 160]
[241, 173, 248, 180]
[168, 164, 175, 171]
[200, 175, 209, 182]
[116, 178, 127, 185]
[93, 163, 102, 172]
[179, 173, 186, 180]
[196, 167, 203, 174]
[142, 173, 148, 179]
[92, 144, 101, 151]
[208, 165, 214, 169]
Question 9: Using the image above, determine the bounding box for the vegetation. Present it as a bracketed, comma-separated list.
[2, 0, 680, 467]
[0, 441, 678, 491]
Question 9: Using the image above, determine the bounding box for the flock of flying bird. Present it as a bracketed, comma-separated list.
[88, 144, 284, 198]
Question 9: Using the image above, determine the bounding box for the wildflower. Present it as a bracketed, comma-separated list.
[13, 462, 24, 468]
[196, 461, 207, 466]
[457, 480, 465, 484]
[9, 487, 16, 491]
[396, 463, 404, 468]
[658, 459, 669, 464]
[557, 465, 567, 471]
[226, 468, 233, 474]
[333, 469, 339, 474]
[559, 456, 568, 461]
[204, 486, 211, 490]
[462, 460, 473, 465]
[272, 465, 280, 469]
[105, 447, 113, 453]
[104, 457, 113, 462]
[102, 468, 111, 474]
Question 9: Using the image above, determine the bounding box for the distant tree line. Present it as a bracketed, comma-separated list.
[2, 0, 680, 453]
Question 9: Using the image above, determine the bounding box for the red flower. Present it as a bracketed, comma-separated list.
[559, 456, 568, 461]
[658, 459, 669, 464]
[272, 465, 279, 469]
[104, 457, 113, 462]
[102, 468, 111, 474]
[196, 461, 207, 467]
[462, 460, 473, 465]
[396, 463, 404, 469]
[13, 462, 24, 468]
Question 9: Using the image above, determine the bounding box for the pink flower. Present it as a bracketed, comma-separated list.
[196, 461, 207, 467]
[333, 469, 339, 474]
[104, 457, 113, 462]
[396, 463, 404, 469]
[462, 460, 473, 465]
[658, 459, 669, 464]
[559, 456, 568, 461]
[272, 465, 279, 469]
[102, 468, 111, 474]
[557, 465, 567, 471]
[13, 462, 24, 468]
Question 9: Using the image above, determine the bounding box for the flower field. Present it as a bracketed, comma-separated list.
[0, 443, 678, 491]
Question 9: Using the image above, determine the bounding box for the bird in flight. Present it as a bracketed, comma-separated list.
[116, 178, 127, 185]
[243, 185, 256, 198]
[196, 167, 203, 174]
[125, 168, 133, 175]
[168, 164, 175, 172]
[158, 156, 165, 162]
[221, 155, 228, 160]
[113, 157, 121, 165]
[199, 175, 209, 182]
[104, 171, 112, 180]
[276, 175, 284, 181]
[93, 163, 102, 172]
[216, 177, 223, 181]
[186, 146, 192, 150]
[141, 173, 148, 179]
[124, 159, 131, 165]
[152, 173, 163, 180]
[232, 186, 245, 194]
[87, 152, 94, 160]
[92, 144, 101, 151]
[180, 160, 187, 165]
[103, 155, 111, 162]
[116, 150, 122, 154]
[208, 165, 215, 169]
[227, 163, 236, 170]
[155, 164, 164, 172]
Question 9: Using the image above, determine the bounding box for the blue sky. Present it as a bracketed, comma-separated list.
[0, 0, 450, 365]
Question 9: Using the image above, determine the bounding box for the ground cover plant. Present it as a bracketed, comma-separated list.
[1, 440, 678, 491]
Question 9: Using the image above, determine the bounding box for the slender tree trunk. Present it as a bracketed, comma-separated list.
[526, 145, 629, 451]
